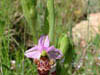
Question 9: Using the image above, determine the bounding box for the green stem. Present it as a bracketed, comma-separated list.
[47, 0, 55, 43]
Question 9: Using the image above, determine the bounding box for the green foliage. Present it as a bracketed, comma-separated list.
[47, 0, 55, 43]
[59, 34, 69, 55]
[57, 34, 75, 75]
[21, 0, 37, 43]
[36, 0, 49, 35]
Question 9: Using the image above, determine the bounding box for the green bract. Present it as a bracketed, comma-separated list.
[59, 34, 69, 55]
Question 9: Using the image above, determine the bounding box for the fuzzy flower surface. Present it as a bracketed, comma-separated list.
[24, 36, 63, 60]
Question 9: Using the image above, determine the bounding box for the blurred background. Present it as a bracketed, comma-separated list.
[0, 0, 100, 75]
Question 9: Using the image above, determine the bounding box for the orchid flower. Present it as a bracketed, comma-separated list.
[24, 35, 63, 60]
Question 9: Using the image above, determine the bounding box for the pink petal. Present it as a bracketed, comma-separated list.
[38, 46, 44, 53]
[44, 36, 50, 47]
[46, 46, 55, 52]
[48, 49, 63, 60]
[24, 50, 41, 59]
[38, 36, 45, 52]
[38, 36, 44, 47]
[25, 46, 38, 53]
[38, 35, 50, 52]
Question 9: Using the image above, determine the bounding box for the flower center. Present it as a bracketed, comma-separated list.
[41, 50, 47, 57]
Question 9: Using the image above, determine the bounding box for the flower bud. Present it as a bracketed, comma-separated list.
[59, 34, 69, 55]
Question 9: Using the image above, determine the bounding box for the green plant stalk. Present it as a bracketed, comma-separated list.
[21, 0, 37, 43]
[47, 0, 55, 43]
